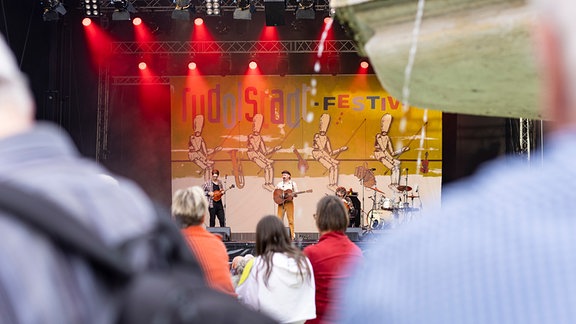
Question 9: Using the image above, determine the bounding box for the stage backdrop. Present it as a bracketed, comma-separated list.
[171, 74, 442, 234]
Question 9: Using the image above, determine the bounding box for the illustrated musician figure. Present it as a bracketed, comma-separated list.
[247, 114, 280, 192]
[276, 170, 298, 240]
[188, 115, 222, 182]
[202, 169, 226, 227]
[312, 114, 348, 192]
[374, 114, 407, 186]
[336, 186, 356, 227]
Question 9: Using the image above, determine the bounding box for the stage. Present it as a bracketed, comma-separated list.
[222, 229, 388, 261]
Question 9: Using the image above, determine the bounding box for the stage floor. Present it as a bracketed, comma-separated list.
[224, 229, 388, 262]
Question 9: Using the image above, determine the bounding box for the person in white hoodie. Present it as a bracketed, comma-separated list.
[237, 215, 316, 323]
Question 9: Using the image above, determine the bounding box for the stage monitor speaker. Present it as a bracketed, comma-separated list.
[207, 227, 231, 242]
[345, 227, 363, 242]
[264, 0, 285, 26]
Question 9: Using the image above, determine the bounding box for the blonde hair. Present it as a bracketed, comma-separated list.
[171, 186, 208, 227]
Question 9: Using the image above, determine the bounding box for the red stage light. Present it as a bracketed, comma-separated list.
[138, 62, 147, 70]
[324, 17, 332, 24]
[82, 18, 92, 27]
[360, 61, 370, 69]
[133, 17, 142, 26]
[188, 62, 197, 70]
[194, 18, 204, 26]
[249, 61, 258, 70]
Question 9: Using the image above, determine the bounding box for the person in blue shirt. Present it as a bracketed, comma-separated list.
[336, 1, 576, 323]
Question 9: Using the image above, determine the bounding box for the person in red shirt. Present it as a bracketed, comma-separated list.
[304, 195, 363, 323]
[172, 186, 236, 296]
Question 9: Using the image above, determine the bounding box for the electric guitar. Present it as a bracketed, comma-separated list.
[273, 189, 313, 205]
[213, 184, 235, 202]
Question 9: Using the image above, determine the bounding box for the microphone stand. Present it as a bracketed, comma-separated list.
[223, 175, 228, 226]
[360, 177, 365, 229]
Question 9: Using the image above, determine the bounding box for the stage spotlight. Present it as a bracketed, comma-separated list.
[188, 62, 197, 70]
[360, 60, 370, 69]
[132, 17, 142, 25]
[42, 0, 67, 22]
[233, 0, 254, 20]
[194, 17, 204, 26]
[295, 0, 315, 20]
[138, 62, 147, 70]
[111, 0, 136, 21]
[249, 61, 258, 70]
[82, 17, 92, 26]
[264, 0, 285, 26]
[329, 6, 336, 18]
[84, 0, 99, 17]
[172, 0, 195, 21]
[205, 0, 221, 16]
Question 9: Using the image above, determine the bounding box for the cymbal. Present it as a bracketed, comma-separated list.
[368, 187, 385, 194]
[397, 185, 412, 192]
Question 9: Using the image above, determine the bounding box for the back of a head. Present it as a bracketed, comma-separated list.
[315, 195, 348, 233]
[255, 215, 291, 255]
[0, 34, 35, 137]
[231, 255, 244, 270]
[172, 186, 208, 227]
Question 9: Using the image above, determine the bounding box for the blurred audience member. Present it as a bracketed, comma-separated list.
[231, 255, 244, 287]
[0, 33, 160, 323]
[336, 1, 576, 323]
[304, 196, 362, 324]
[172, 186, 235, 296]
[236, 215, 316, 323]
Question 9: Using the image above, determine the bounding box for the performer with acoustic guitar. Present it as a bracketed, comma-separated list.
[275, 170, 298, 240]
[203, 169, 228, 227]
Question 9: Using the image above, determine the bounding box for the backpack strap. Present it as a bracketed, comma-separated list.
[0, 181, 132, 279]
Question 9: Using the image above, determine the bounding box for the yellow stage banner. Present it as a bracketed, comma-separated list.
[171, 75, 442, 233]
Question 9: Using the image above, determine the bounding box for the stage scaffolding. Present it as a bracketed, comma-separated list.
[95, 0, 332, 13]
[96, 39, 359, 162]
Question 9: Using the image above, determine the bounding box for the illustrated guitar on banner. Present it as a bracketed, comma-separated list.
[273, 189, 313, 205]
[213, 184, 235, 202]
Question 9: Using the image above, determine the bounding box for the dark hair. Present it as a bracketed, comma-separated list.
[212, 169, 220, 175]
[335, 186, 347, 196]
[255, 215, 311, 287]
[281, 170, 291, 177]
[315, 195, 348, 233]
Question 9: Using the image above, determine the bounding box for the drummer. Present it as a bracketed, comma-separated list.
[335, 186, 356, 227]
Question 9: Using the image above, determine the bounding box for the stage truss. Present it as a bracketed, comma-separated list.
[96, 38, 359, 162]
[92, 0, 332, 14]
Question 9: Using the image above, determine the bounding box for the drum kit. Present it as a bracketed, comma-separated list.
[365, 177, 421, 230]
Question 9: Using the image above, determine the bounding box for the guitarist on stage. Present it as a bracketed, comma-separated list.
[276, 170, 298, 240]
[203, 169, 226, 227]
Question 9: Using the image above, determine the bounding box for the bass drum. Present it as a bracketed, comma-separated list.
[367, 209, 393, 230]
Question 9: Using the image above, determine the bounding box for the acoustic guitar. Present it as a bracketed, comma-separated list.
[213, 184, 235, 202]
[273, 189, 313, 205]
